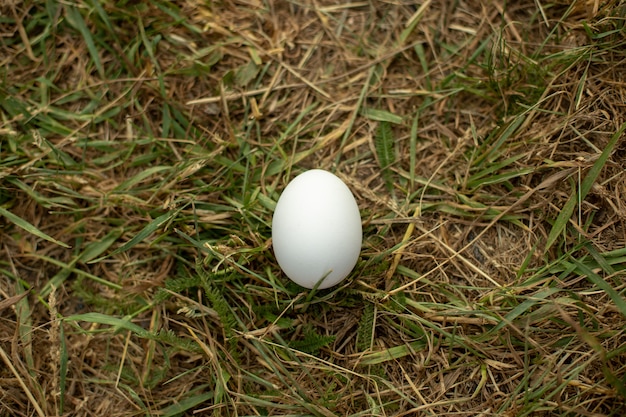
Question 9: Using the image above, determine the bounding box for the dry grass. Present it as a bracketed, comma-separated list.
[1, 0, 626, 416]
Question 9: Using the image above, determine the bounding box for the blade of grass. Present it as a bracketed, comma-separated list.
[359, 340, 427, 365]
[64, 312, 151, 337]
[334, 65, 375, 167]
[0, 207, 70, 248]
[160, 390, 215, 417]
[375, 120, 397, 190]
[583, 242, 615, 276]
[362, 108, 404, 124]
[399, 0, 431, 45]
[40, 228, 124, 297]
[80, 228, 125, 263]
[409, 114, 418, 190]
[468, 167, 535, 190]
[59, 324, 68, 414]
[15, 280, 34, 374]
[487, 287, 562, 335]
[34, 254, 123, 298]
[473, 114, 526, 167]
[467, 153, 527, 185]
[545, 121, 626, 250]
[64, 4, 105, 78]
[92, 209, 181, 262]
[112, 166, 172, 193]
[569, 258, 626, 319]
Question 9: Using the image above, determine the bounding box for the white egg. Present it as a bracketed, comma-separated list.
[271, 169, 362, 289]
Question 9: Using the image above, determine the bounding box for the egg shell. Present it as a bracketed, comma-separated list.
[271, 169, 362, 289]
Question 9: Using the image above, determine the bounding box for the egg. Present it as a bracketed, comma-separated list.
[271, 169, 362, 289]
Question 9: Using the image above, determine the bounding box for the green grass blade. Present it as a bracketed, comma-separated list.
[81, 228, 124, 263]
[59, 324, 68, 414]
[473, 114, 526, 167]
[409, 114, 418, 189]
[64, 4, 105, 78]
[545, 121, 626, 250]
[583, 243, 616, 276]
[468, 167, 535, 190]
[575, 65, 588, 110]
[85, 0, 117, 38]
[112, 166, 172, 193]
[356, 302, 376, 351]
[375, 121, 396, 190]
[334, 66, 375, 166]
[38, 228, 124, 297]
[569, 258, 626, 319]
[488, 287, 562, 334]
[467, 153, 526, 185]
[359, 340, 427, 365]
[37, 254, 122, 298]
[375, 121, 395, 168]
[160, 390, 215, 417]
[14, 281, 34, 374]
[399, 1, 431, 45]
[362, 108, 404, 124]
[414, 43, 431, 89]
[0, 206, 70, 248]
[64, 312, 150, 337]
[94, 209, 181, 261]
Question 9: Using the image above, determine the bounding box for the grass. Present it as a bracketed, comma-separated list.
[1, 0, 626, 416]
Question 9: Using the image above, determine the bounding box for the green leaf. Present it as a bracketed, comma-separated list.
[569, 258, 626, 319]
[289, 324, 336, 355]
[474, 115, 525, 167]
[112, 166, 172, 193]
[357, 302, 375, 351]
[38, 254, 122, 298]
[64, 5, 105, 78]
[574, 65, 588, 110]
[409, 115, 418, 188]
[583, 243, 615, 276]
[93, 209, 180, 261]
[81, 228, 124, 263]
[468, 167, 535, 190]
[334, 66, 376, 167]
[360, 340, 427, 365]
[545, 121, 626, 250]
[0, 95, 32, 121]
[160, 390, 214, 417]
[235, 61, 259, 87]
[375, 121, 396, 190]
[488, 287, 562, 334]
[362, 108, 404, 124]
[59, 324, 68, 414]
[0, 206, 70, 248]
[399, 1, 431, 45]
[64, 312, 151, 337]
[467, 153, 527, 186]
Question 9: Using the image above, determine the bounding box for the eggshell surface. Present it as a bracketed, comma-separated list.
[272, 169, 362, 289]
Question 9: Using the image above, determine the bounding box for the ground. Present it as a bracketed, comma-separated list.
[1, 1, 626, 416]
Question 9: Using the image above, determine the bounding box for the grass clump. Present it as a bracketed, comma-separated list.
[1, 0, 626, 416]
